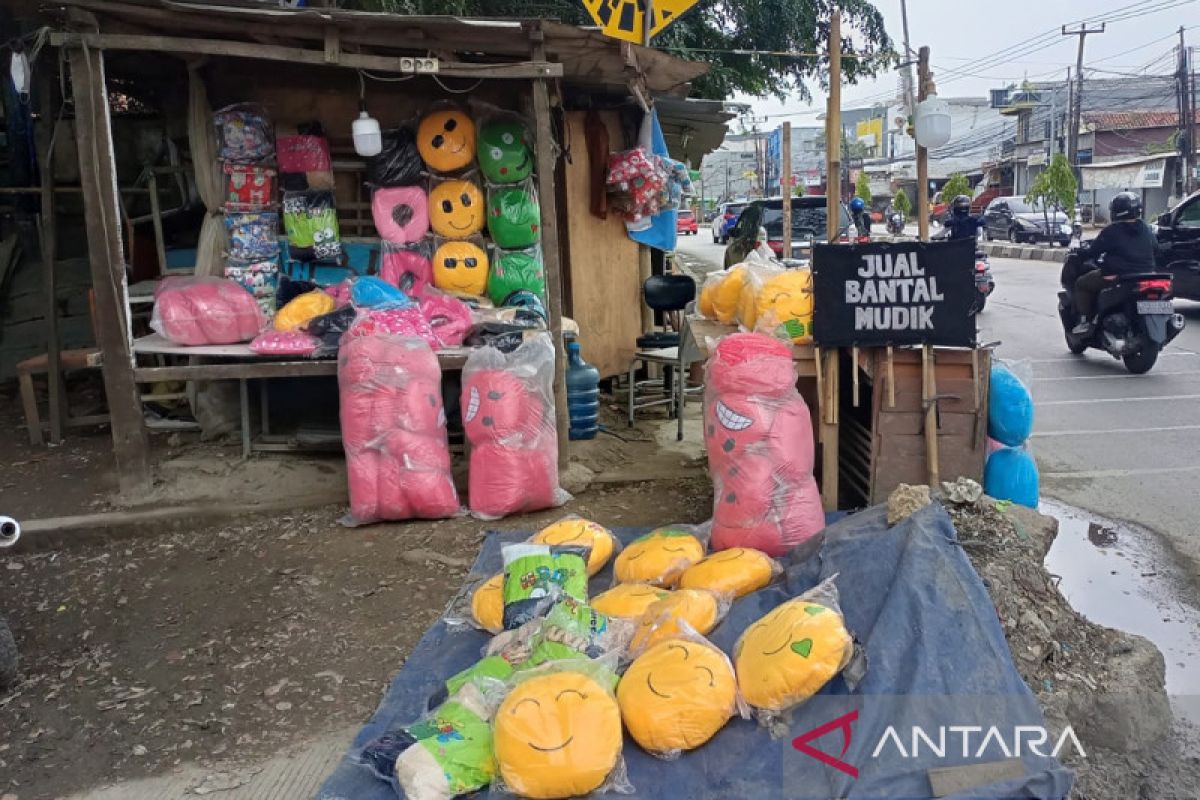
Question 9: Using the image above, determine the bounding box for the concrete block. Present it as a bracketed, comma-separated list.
[1066, 633, 1172, 753]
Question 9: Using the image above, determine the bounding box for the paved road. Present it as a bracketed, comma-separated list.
[676, 236, 1200, 578]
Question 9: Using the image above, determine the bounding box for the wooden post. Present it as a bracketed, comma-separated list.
[851, 346, 859, 407]
[530, 28, 570, 459]
[781, 121, 792, 257]
[820, 349, 840, 510]
[826, 10, 842, 242]
[39, 69, 64, 443]
[886, 345, 896, 408]
[147, 171, 167, 275]
[922, 343, 940, 487]
[916, 46, 931, 242]
[67, 26, 152, 492]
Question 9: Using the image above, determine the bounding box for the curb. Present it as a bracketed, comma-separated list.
[843, 236, 1070, 263]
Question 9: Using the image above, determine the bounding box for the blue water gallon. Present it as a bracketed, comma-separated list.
[566, 341, 600, 440]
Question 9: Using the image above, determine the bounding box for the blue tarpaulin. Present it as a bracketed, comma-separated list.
[317, 504, 1072, 799]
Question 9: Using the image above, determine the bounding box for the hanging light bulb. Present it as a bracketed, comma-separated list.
[352, 70, 381, 157]
[914, 94, 951, 149]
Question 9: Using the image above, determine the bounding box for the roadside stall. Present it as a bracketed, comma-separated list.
[45, 1, 708, 490]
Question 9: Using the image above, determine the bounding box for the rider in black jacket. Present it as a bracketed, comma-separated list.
[1072, 192, 1159, 334]
[940, 195, 986, 240]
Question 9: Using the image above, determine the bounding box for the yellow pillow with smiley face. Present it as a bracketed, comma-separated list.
[530, 517, 617, 576]
[679, 548, 778, 599]
[470, 572, 504, 634]
[613, 526, 705, 587]
[734, 599, 853, 713]
[755, 268, 815, 344]
[429, 179, 485, 238]
[629, 588, 721, 654]
[418, 108, 476, 173]
[432, 240, 489, 296]
[591, 583, 670, 619]
[494, 670, 623, 799]
[618, 639, 738, 754]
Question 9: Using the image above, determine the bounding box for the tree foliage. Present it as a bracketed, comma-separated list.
[940, 173, 971, 202]
[343, 0, 893, 100]
[1025, 153, 1077, 215]
[855, 171, 871, 203]
[892, 187, 911, 215]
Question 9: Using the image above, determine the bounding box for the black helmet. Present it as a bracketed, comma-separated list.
[1109, 191, 1142, 222]
[951, 195, 972, 217]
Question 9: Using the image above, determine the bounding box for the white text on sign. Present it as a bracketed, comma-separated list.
[845, 252, 945, 331]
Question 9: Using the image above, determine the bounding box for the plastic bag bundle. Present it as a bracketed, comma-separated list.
[433, 237, 489, 298]
[735, 261, 785, 331]
[223, 259, 279, 318]
[461, 333, 569, 519]
[492, 661, 628, 800]
[487, 182, 540, 249]
[282, 191, 341, 262]
[151, 277, 265, 346]
[338, 334, 459, 524]
[661, 157, 693, 211]
[704, 333, 824, 556]
[223, 164, 275, 211]
[213, 103, 273, 163]
[985, 446, 1040, 508]
[367, 127, 424, 187]
[357, 681, 498, 800]
[224, 211, 280, 261]
[249, 330, 319, 356]
[324, 279, 353, 308]
[304, 305, 357, 356]
[605, 147, 668, 224]
[417, 107, 476, 174]
[488, 247, 545, 306]
[476, 117, 534, 184]
[429, 176, 486, 238]
[345, 307, 438, 350]
[274, 289, 335, 332]
[418, 290, 473, 347]
[276, 133, 333, 190]
[733, 576, 853, 718]
[351, 275, 411, 310]
[373, 186, 430, 244]
[988, 362, 1034, 446]
[381, 241, 434, 297]
[698, 265, 747, 325]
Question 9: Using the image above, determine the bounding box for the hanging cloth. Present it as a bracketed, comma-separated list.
[625, 108, 677, 252]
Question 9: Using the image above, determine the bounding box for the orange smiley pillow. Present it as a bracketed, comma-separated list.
[591, 583, 670, 619]
[469, 572, 504, 634]
[612, 526, 706, 587]
[531, 517, 617, 576]
[432, 240, 489, 296]
[733, 594, 854, 714]
[618, 638, 739, 755]
[418, 108, 476, 173]
[679, 547, 779, 598]
[493, 669, 623, 799]
[629, 588, 722, 654]
[429, 179, 485, 237]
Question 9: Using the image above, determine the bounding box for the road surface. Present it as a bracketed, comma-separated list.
[676, 235, 1200, 579]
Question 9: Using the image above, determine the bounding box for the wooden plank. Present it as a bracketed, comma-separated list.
[39, 70, 64, 443]
[531, 30, 569, 460]
[820, 349, 839, 510]
[872, 434, 985, 503]
[922, 344, 940, 486]
[66, 23, 152, 491]
[50, 32, 564, 79]
[876, 411, 979, 438]
[562, 110, 641, 378]
[134, 361, 340, 382]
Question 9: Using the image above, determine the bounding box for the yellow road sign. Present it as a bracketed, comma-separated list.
[582, 0, 700, 44]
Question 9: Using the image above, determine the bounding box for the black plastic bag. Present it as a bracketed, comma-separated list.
[463, 322, 530, 353]
[276, 275, 319, 307]
[305, 304, 358, 357]
[366, 128, 424, 187]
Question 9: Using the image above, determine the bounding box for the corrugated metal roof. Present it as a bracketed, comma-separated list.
[1083, 110, 1198, 131]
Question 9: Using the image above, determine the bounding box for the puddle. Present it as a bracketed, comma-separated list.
[1042, 499, 1200, 729]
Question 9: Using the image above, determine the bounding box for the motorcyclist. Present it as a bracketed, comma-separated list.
[940, 194, 986, 241]
[849, 196, 871, 237]
[1070, 191, 1159, 335]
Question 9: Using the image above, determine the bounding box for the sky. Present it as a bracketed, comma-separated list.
[735, 0, 1196, 129]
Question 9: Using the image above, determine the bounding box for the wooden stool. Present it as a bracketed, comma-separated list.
[16, 348, 105, 446]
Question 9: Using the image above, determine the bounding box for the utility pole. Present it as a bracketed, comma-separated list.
[782, 121, 792, 256]
[826, 9, 842, 243]
[1191, 44, 1198, 194]
[917, 46, 931, 242]
[899, 0, 917, 115]
[1178, 28, 1194, 196]
[1062, 22, 1105, 168]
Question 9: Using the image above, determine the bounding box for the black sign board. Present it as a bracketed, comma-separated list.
[811, 238, 978, 348]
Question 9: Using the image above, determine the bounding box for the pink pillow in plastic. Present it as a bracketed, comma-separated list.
[381, 249, 433, 297]
[249, 330, 319, 356]
[153, 278, 265, 346]
[419, 291, 472, 347]
[372, 187, 429, 244]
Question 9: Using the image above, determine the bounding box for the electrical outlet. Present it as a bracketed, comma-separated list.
[414, 58, 439, 74]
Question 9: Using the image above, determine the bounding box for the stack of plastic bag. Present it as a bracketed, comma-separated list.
[704, 332, 824, 555]
[338, 333, 459, 524]
[461, 333, 569, 519]
[151, 277, 265, 346]
[984, 361, 1039, 507]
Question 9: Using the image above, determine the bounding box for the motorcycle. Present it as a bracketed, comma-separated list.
[1058, 249, 1187, 374]
[886, 211, 905, 236]
[974, 252, 995, 312]
[0, 516, 19, 690]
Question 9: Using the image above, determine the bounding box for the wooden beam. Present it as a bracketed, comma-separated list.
[39, 69, 64, 444]
[530, 28, 570, 461]
[323, 25, 340, 64]
[66, 32, 152, 492]
[49, 31, 564, 79]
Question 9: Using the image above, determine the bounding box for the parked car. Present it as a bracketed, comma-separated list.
[1155, 189, 1200, 302]
[723, 196, 853, 267]
[929, 191, 948, 225]
[711, 201, 748, 244]
[982, 196, 1072, 245]
[676, 209, 698, 236]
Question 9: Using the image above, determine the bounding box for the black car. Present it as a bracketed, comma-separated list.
[983, 196, 1073, 246]
[1155, 190, 1200, 301]
[723, 196, 853, 267]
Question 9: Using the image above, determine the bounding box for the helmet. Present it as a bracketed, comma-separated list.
[951, 195, 972, 217]
[1109, 191, 1142, 222]
[849, 197, 865, 213]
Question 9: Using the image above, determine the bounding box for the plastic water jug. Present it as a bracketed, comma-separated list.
[566, 341, 600, 440]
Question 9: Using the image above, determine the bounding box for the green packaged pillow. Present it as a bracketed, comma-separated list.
[500, 542, 589, 630]
[488, 248, 546, 306]
[487, 186, 540, 249]
[477, 119, 534, 184]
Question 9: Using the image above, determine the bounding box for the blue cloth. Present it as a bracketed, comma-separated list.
[626, 109, 678, 252]
[317, 506, 1072, 800]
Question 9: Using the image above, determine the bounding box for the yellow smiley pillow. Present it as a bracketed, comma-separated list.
[493, 668, 623, 799]
[618, 638, 738, 755]
[613, 526, 706, 587]
[531, 517, 618, 576]
[629, 588, 723, 654]
[679, 548, 779, 599]
[733, 593, 854, 714]
[469, 572, 504, 634]
[591, 583, 670, 619]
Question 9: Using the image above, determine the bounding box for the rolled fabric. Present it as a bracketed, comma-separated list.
[372, 186, 429, 244]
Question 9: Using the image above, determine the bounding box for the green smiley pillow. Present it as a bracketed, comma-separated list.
[487, 186, 540, 249]
[477, 120, 534, 184]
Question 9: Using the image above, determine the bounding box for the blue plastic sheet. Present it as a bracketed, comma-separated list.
[317, 505, 1072, 800]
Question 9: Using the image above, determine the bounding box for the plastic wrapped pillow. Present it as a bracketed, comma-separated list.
[612, 525, 706, 587]
[373, 186, 430, 244]
[345, 307, 438, 350]
[487, 183, 540, 249]
[429, 177, 485, 238]
[304, 305, 357, 355]
[351, 275, 412, 310]
[432, 238, 489, 297]
[249, 330, 319, 356]
[628, 588, 725, 655]
[151, 277, 265, 346]
[223, 259, 279, 318]
[753, 267, 815, 344]
[470, 573, 504, 633]
[225, 211, 280, 261]
[591, 583, 671, 619]
[984, 446, 1040, 508]
[281, 191, 341, 262]
[530, 516, 617, 576]
[274, 289, 335, 332]
[500, 542, 589, 630]
[417, 107, 476, 173]
[418, 290, 472, 347]
[213, 103, 273, 163]
[488, 247, 545, 306]
[367, 127, 424, 187]
[223, 164, 275, 211]
[276, 134, 332, 173]
[381, 241, 434, 297]
[477, 118, 534, 184]
[710, 265, 747, 325]
[679, 548, 779, 598]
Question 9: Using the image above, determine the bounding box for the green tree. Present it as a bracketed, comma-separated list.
[855, 171, 872, 204]
[892, 187, 911, 215]
[345, 0, 893, 100]
[940, 173, 971, 202]
[1025, 153, 1077, 222]
[793, 182, 805, 197]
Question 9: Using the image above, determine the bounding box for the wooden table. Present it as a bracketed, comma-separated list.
[132, 334, 470, 456]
